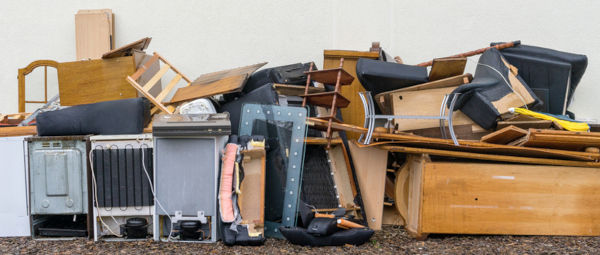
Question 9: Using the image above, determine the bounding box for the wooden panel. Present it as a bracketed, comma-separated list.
[521, 129, 600, 151]
[75, 12, 112, 60]
[382, 206, 404, 226]
[102, 37, 152, 59]
[406, 124, 489, 141]
[328, 144, 356, 208]
[348, 141, 387, 230]
[391, 86, 478, 131]
[324, 50, 379, 140]
[428, 58, 467, 82]
[192, 62, 266, 85]
[274, 84, 325, 96]
[305, 68, 355, 85]
[375, 74, 473, 114]
[300, 92, 350, 109]
[406, 154, 425, 238]
[497, 120, 553, 130]
[480, 125, 527, 144]
[421, 161, 600, 236]
[394, 160, 410, 225]
[170, 74, 248, 103]
[239, 149, 266, 236]
[57, 56, 137, 106]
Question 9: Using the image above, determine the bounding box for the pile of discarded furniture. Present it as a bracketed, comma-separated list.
[1, 9, 599, 246]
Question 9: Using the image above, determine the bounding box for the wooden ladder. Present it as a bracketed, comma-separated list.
[300, 58, 355, 148]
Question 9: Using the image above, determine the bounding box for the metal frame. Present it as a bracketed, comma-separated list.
[358, 91, 460, 146]
[239, 104, 308, 239]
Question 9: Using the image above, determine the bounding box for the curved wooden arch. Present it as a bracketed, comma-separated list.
[394, 159, 410, 225]
[18, 60, 59, 112]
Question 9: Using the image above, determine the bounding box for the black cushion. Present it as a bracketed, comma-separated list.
[36, 98, 150, 136]
[279, 226, 374, 246]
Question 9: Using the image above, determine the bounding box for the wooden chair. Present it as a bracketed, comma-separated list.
[18, 60, 58, 113]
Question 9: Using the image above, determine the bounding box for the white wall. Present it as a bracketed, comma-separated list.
[1, 0, 599, 121]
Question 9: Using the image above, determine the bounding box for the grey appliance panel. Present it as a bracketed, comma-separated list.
[155, 138, 216, 216]
[30, 140, 88, 215]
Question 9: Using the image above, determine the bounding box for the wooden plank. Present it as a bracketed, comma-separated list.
[497, 120, 553, 130]
[428, 58, 467, 82]
[328, 144, 356, 208]
[75, 12, 112, 60]
[375, 73, 473, 115]
[0, 126, 37, 137]
[155, 74, 183, 102]
[311, 119, 598, 161]
[142, 64, 170, 92]
[348, 141, 387, 230]
[380, 145, 600, 168]
[390, 86, 479, 131]
[239, 149, 266, 236]
[304, 137, 343, 145]
[421, 161, 600, 236]
[57, 56, 137, 106]
[134, 52, 163, 97]
[480, 125, 527, 144]
[405, 124, 489, 141]
[274, 84, 325, 96]
[102, 37, 152, 59]
[324, 49, 379, 140]
[192, 62, 267, 85]
[170, 74, 248, 103]
[521, 129, 600, 151]
[382, 206, 404, 226]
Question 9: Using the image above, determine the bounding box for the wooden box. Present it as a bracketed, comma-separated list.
[400, 154, 600, 240]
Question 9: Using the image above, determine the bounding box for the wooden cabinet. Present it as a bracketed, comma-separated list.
[401, 154, 600, 240]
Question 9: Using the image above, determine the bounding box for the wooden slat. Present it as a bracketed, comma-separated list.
[155, 74, 183, 102]
[304, 137, 343, 145]
[480, 125, 528, 145]
[130, 53, 159, 81]
[142, 63, 170, 92]
[126, 77, 171, 114]
[304, 68, 355, 85]
[380, 145, 600, 168]
[348, 141, 388, 230]
[58, 56, 137, 106]
[300, 92, 350, 109]
[421, 160, 600, 236]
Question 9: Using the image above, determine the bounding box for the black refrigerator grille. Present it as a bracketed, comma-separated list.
[93, 145, 154, 209]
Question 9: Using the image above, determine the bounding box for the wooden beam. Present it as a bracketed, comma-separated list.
[380, 145, 600, 168]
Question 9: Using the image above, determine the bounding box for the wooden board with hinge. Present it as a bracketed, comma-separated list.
[75, 10, 114, 60]
[428, 58, 467, 82]
[480, 125, 528, 145]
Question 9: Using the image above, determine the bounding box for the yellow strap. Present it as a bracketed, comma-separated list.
[235, 162, 241, 195]
[512, 108, 589, 132]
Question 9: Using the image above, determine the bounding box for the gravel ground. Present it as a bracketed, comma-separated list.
[2, 227, 600, 254]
